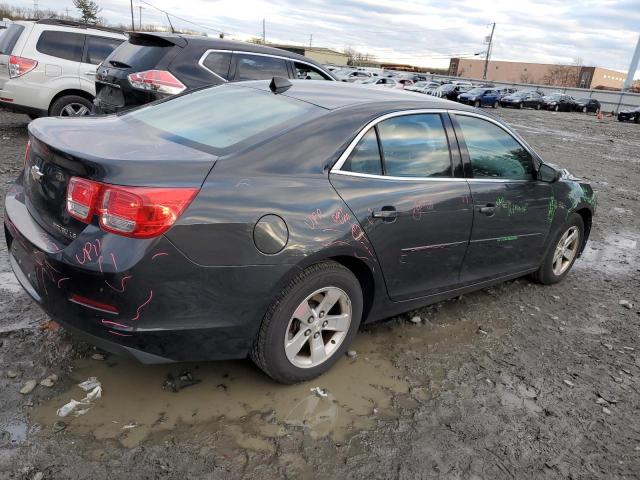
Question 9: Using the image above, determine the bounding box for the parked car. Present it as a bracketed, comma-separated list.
[0, 19, 125, 118]
[496, 87, 518, 99]
[574, 98, 600, 113]
[358, 77, 397, 88]
[457, 87, 500, 108]
[94, 33, 335, 115]
[500, 91, 543, 110]
[6, 79, 596, 383]
[394, 78, 413, 89]
[334, 68, 371, 82]
[434, 83, 470, 100]
[405, 81, 439, 93]
[617, 106, 640, 123]
[542, 94, 577, 112]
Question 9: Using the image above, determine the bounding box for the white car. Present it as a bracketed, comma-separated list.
[0, 19, 125, 118]
[356, 77, 397, 88]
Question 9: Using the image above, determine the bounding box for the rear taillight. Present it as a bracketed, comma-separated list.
[23, 140, 31, 169]
[127, 70, 186, 95]
[8, 55, 38, 78]
[67, 177, 101, 222]
[65, 176, 197, 239]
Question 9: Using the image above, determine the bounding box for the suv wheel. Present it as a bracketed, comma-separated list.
[251, 261, 363, 384]
[50, 95, 93, 117]
[532, 213, 584, 285]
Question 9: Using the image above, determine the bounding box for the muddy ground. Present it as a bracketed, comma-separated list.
[0, 106, 639, 480]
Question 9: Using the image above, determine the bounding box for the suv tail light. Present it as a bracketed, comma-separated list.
[127, 70, 186, 95]
[8, 55, 38, 78]
[66, 177, 197, 239]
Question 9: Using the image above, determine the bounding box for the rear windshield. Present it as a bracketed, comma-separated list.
[126, 84, 321, 150]
[0, 24, 24, 54]
[105, 38, 173, 70]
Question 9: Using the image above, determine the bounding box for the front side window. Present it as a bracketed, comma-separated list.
[234, 54, 289, 81]
[294, 62, 330, 80]
[377, 114, 451, 178]
[85, 36, 123, 65]
[456, 115, 535, 181]
[342, 129, 382, 175]
[36, 31, 84, 62]
[203, 51, 232, 80]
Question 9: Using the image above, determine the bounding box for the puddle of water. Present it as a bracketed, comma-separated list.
[31, 333, 408, 448]
[578, 231, 638, 275]
[0, 418, 28, 446]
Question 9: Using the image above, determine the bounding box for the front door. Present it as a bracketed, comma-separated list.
[330, 112, 473, 301]
[451, 113, 553, 283]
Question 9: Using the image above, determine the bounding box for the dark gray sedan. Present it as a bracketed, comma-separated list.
[5, 80, 596, 383]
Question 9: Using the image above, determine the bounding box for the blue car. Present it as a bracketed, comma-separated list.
[457, 88, 500, 108]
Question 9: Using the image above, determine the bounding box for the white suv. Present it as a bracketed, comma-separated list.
[0, 19, 125, 118]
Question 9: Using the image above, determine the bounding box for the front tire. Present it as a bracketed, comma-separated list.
[554, 105, 560, 112]
[582, 106, 587, 113]
[492, 101, 498, 109]
[50, 95, 93, 117]
[474, 100, 480, 107]
[535, 103, 541, 110]
[532, 213, 584, 285]
[250, 261, 363, 384]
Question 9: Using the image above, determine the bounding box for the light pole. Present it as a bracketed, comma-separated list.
[483, 23, 496, 81]
[623, 34, 640, 91]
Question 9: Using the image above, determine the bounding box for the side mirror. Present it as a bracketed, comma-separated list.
[538, 164, 561, 183]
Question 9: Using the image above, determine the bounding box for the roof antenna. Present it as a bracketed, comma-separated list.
[269, 76, 292, 94]
[165, 12, 175, 33]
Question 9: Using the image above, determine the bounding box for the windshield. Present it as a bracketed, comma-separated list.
[334, 69, 354, 76]
[127, 85, 321, 151]
[545, 94, 561, 101]
[437, 84, 455, 92]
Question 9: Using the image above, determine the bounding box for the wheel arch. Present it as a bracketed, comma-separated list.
[48, 89, 95, 115]
[575, 207, 592, 254]
[328, 255, 376, 322]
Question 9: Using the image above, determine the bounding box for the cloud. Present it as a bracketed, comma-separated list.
[23, 0, 640, 77]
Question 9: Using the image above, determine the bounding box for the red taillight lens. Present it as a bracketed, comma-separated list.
[99, 186, 197, 238]
[65, 176, 197, 238]
[23, 140, 31, 169]
[67, 177, 101, 222]
[127, 70, 186, 95]
[9, 55, 38, 78]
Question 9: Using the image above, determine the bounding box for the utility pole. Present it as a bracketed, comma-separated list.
[130, 0, 135, 31]
[309, 34, 313, 48]
[33, 0, 38, 16]
[623, 33, 640, 91]
[483, 22, 496, 80]
[262, 19, 266, 44]
[138, 6, 144, 30]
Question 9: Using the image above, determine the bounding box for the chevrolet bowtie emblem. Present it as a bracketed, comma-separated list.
[30, 165, 45, 182]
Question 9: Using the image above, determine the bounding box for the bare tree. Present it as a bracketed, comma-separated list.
[72, 0, 101, 24]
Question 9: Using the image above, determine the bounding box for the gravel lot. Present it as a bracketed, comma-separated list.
[0, 106, 639, 480]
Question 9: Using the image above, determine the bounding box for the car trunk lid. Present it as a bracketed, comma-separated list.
[24, 115, 217, 244]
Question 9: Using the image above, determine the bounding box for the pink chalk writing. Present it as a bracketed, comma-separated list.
[75, 240, 101, 265]
[105, 275, 133, 293]
[131, 290, 153, 321]
[152, 252, 169, 260]
[304, 208, 322, 230]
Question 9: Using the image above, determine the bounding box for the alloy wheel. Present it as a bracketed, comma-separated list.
[60, 103, 91, 116]
[552, 226, 580, 276]
[284, 286, 352, 369]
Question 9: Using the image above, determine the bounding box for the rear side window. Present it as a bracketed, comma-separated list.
[235, 54, 289, 81]
[85, 36, 123, 65]
[377, 114, 452, 178]
[342, 129, 382, 175]
[36, 31, 84, 62]
[202, 51, 231, 80]
[294, 62, 330, 80]
[455, 115, 535, 180]
[126, 85, 319, 150]
[0, 24, 25, 54]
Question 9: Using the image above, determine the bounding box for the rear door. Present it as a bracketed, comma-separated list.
[451, 112, 552, 283]
[330, 111, 473, 301]
[32, 30, 85, 88]
[79, 34, 123, 94]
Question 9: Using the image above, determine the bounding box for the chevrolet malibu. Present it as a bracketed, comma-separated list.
[5, 79, 596, 384]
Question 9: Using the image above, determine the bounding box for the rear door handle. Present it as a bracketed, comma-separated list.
[372, 207, 398, 220]
[478, 205, 496, 216]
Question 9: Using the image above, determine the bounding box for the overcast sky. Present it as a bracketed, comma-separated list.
[13, 0, 640, 77]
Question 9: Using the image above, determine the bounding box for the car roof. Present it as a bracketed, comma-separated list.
[128, 32, 323, 66]
[238, 79, 477, 111]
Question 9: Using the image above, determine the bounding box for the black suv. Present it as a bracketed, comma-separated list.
[93, 32, 336, 114]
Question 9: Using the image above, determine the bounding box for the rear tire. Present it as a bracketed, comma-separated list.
[50, 95, 93, 117]
[531, 213, 584, 285]
[250, 261, 363, 384]
[518, 102, 523, 109]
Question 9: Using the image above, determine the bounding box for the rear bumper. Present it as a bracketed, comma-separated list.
[0, 98, 46, 117]
[5, 181, 294, 363]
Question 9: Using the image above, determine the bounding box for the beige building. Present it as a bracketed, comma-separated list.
[270, 44, 349, 66]
[448, 58, 628, 90]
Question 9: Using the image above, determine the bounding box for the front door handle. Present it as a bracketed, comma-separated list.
[372, 207, 398, 221]
[478, 204, 496, 216]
